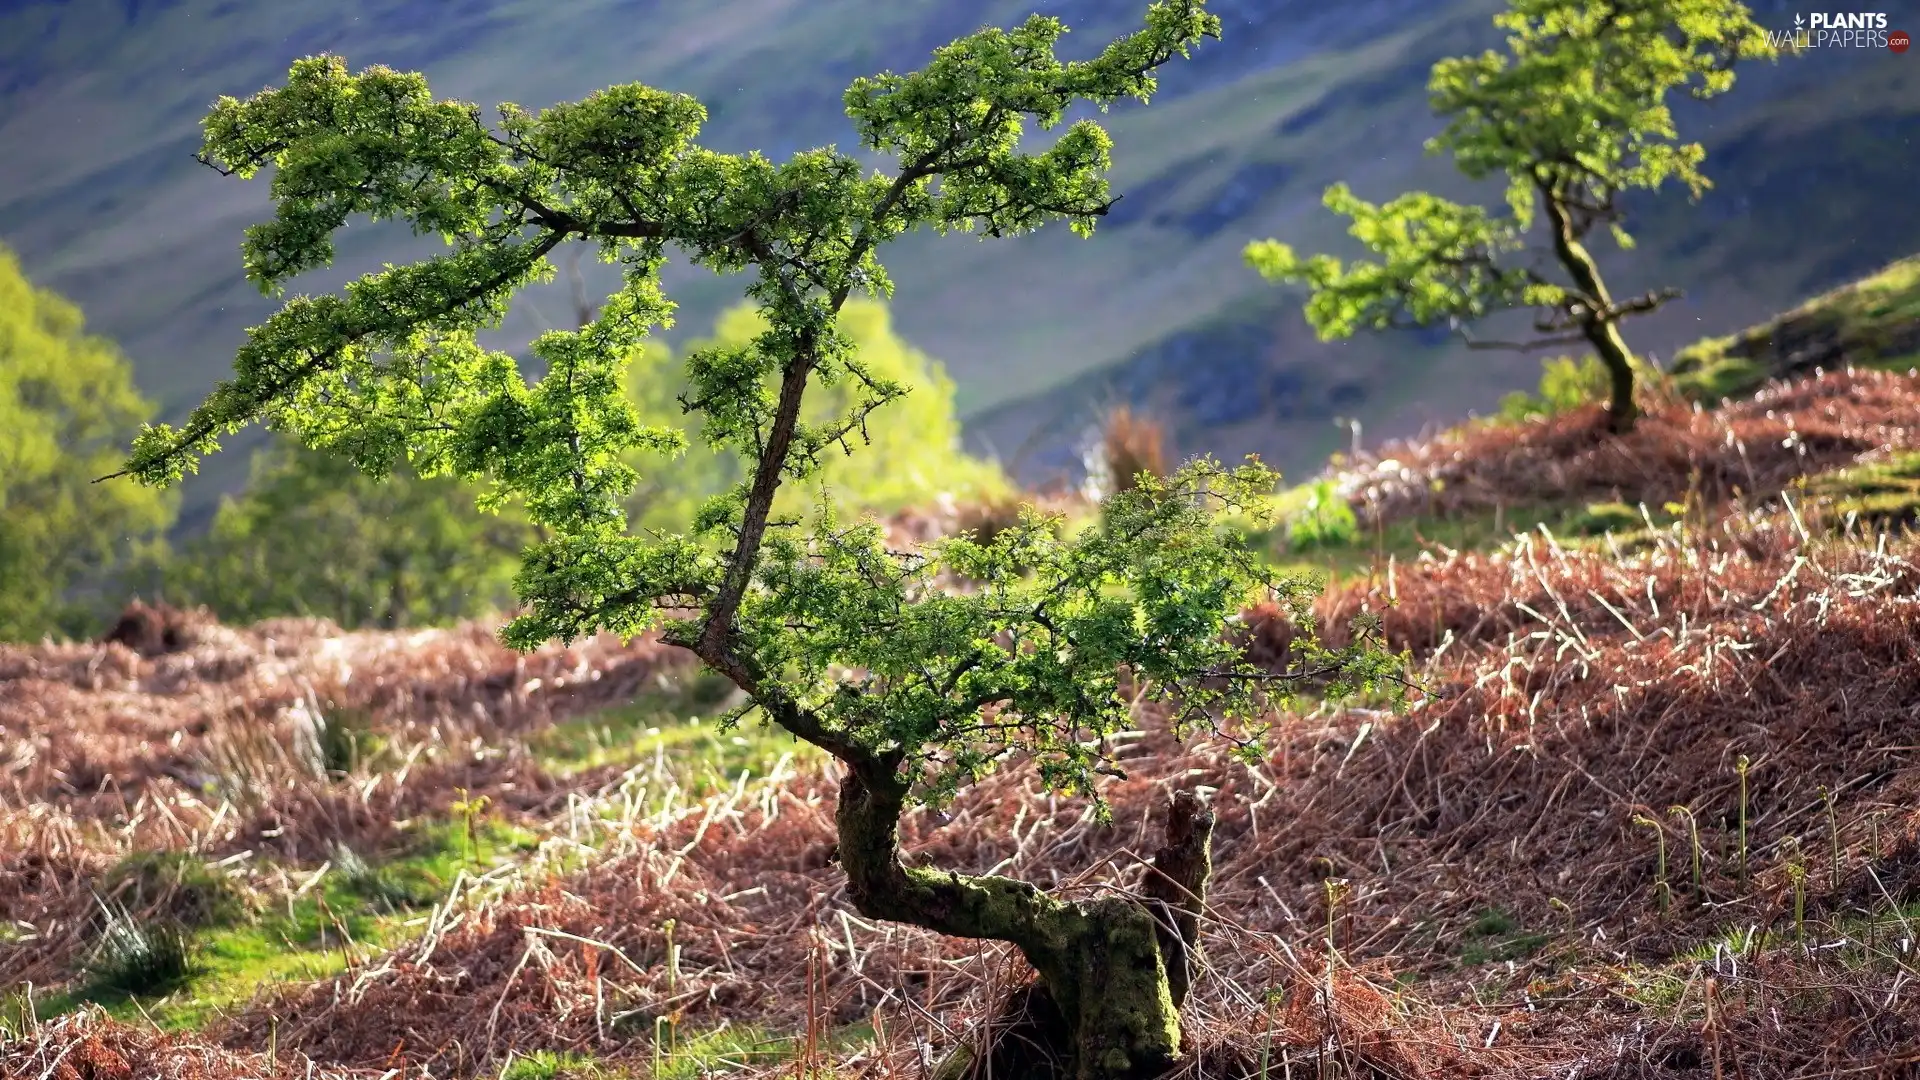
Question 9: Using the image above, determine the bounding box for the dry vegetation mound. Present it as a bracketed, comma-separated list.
[0, 610, 691, 989]
[1339, 368, 1920, 524]
[2, 515, 1904, 1077]
[14, 400, 1920, 1075]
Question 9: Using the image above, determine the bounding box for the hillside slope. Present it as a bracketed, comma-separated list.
[1, 0, 1914, 517]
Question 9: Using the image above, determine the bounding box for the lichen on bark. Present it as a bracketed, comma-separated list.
[847, 768, 1215, 1080]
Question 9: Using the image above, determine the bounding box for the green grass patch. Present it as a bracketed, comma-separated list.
[1457, 908, 1550, 967]
[38, 817, 536, 1030]
[534, 670, 820, 791]
[1673, 255, 1920, 402]
[81, 912, 195, 999]
[651, 1021, 874, 1080]
[1261, 494, 1664, 582]
[500, 1050, 614, 1080]
[1622, 901, 1920, 1021]
[1801, 452, 1920, 531]
[655, 1025, 802, 1079]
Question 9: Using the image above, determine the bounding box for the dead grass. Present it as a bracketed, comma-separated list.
[1101, 405, 1169, 496]
[0, 610, 693, 992]
[15, 391, 1920, 1075]
[170, 509, 1920, 1078]
[0, 1007, 382, 1079]
[1338, 367, 1920, 528]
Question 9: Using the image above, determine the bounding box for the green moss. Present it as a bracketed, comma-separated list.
[1673, 255, 1920, 402]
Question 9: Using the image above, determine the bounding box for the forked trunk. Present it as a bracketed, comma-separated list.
[1541, 181, 1640, 434]
[837, 766, 1214, 1080]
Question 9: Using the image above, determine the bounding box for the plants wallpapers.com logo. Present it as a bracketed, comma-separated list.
[1768, 12, 1911, 50]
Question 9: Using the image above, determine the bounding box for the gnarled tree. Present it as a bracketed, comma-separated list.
[113, 5, 1391, 1074]
[1245, 0, 1778, 433]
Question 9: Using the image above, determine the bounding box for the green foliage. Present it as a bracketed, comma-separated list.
[745, 461, 1406, 807]
[1245, 184, 1556, 338]
[0, 243, 175, 641]
[163, 437, 532, 629]
[623, 298, 1006, 534]
[113, 17, 1406, 1062]
[1246, 0, 1778, 425]
[1495, 354, 1611, 422]
[1284, 479, 1359, 550]
[113, 1, 1362, 801]
[500, 1050, 607, 1080]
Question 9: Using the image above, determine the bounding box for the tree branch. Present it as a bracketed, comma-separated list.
[1602, 285, 1683, 321]
[98, 229, 568, 483]
[1449, 319, 1592, 352]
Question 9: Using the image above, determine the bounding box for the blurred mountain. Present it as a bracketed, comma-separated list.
[2, 0, 1914, 516]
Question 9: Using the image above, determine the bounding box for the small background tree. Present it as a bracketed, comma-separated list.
[0, 243, 175, 641]
[163, 437, 532, 629]
[1245, 0, 1778, 432]
[115, 4, 1394, 1074]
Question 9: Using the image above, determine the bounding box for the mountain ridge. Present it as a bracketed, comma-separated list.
[1, 0, 1912, 518]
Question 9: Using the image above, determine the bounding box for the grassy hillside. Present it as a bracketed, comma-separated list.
[1672, 255, 1920, 401]
[16, 356, 1920, 1075]
[2, 0, 1915, 523]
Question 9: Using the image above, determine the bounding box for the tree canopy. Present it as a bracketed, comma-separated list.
[0, 243, 175, 641]
[116, 4, 1394, 1073]
[1245, 0, 1778, 431]
[623, 296, 1007, 534]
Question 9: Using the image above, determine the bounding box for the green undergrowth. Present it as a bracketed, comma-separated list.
[1619, 898, 1920, 1022]
[482, 1022, 871, 1080]
[498, 1050, 613, 1080]
[38, 817, 537, 1030]
[535, 670, 821, 792]
[657, 1021, 873, 1080]
[1799, 452, 1920, 532]
[32, 671, 837, 1035]
[1457, 909, 1552, 968]
[1263, 493, 1678, 581]
[1672, 255, 1920, 402]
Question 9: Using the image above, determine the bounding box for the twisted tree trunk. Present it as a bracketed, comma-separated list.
[1541, 184, 1640, 434]
[837, 765, 1214, 1080]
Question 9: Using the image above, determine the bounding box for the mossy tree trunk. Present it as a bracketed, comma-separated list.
[836, 764, 1214, 1080]
[1541, 182, 1641, 434]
